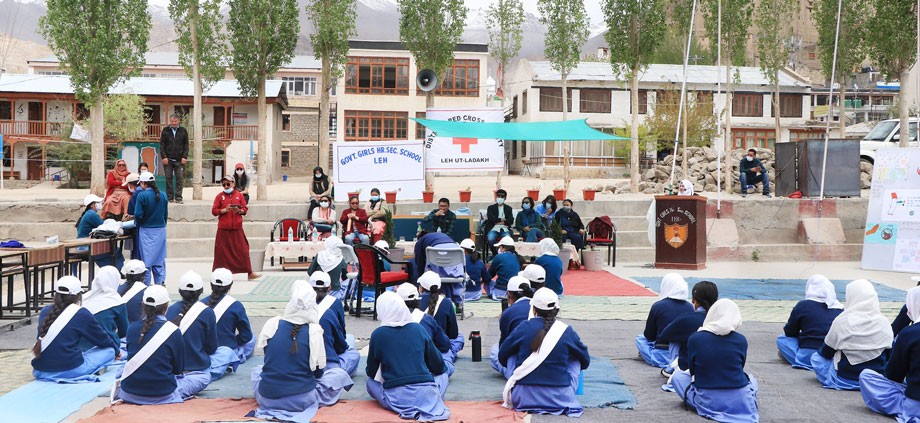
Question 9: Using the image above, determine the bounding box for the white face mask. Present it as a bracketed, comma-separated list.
[235, 169, 244, 174]
[223, 188, 234, 194]
[320, 201, 329, 208]
[315, 173, 322, 178]
[746, 156, 754, 162]
[93, 203, 101, 212]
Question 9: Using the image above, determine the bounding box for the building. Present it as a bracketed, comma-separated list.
[505, 60, 817, 177]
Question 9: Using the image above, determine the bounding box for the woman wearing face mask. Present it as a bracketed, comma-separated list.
[75, 194, 119, 269]
[365, 188, 389, 244]
[535, 195, 558, 223]
[515, 197, 545, 243]
[311, 195, 337, 240]
[212, 174, 259, 280]
[233, 163, 250, 204]
[308, 167, 334, 219]
[553, 199, 585, 251]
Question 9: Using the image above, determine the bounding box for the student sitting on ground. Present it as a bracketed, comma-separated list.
[812, 279, 893, 391]
[417, 271, 463, 362]
[890, 278, 920, 339]
[860, 286, 920, 422]
[777, 275, 843, 370]
[534, 238, 564, 295]
[202, 268, 255, 380]
[657, 281, 719, 391]
[499, 288, 590, 416]
[366, 291, 450, 421]
[119, 260, 149, 325]
[671, 299, 759, 423]
[488, 236, 524, 300]
[251, 280, 327, 422]
[636, 273, 693, 368]
[80, 266, 128, 358]
[490, 276, 534, 379]
[460, 238, 490, 302]
[306, 236, 348, 300]
[165, 270, 218, 398]
[398, 283, 454, 377]
[309, 271, 358, 405]
[32, 276, 119, 383]
[520, 264, 547, 292]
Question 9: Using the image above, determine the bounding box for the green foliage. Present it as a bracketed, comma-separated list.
[751, 248, 761, 262]
[645, 90, 717, 150]
[650, 25, 715, 65]
[701, 0, 754, 68]
[101, 94, 148, 142]
[47, 140, 90, 188]
[813, 0, 866, 84]
[169, 0, 228, 89]
[755, 0, 796, 86]
[548, 219, 563, 249]
[227, 0, 300, 98]
[866, 0, 917, 79]
[602, 0, 666, 79]
[486, 0, 525, 79]
[398, 0, 468, 78]
[611, 126, 652, 160]
[538, 0, 589, 80]
[382, 209, 396, 248]
[308, 0, 358, 81]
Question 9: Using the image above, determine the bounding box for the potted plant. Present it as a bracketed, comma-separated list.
[459, 186, 472, 202]
[548, 219, 573, 274]
[552, 186, 566, 201]
[385, 190, 398, 204]
[582, 186, 598, 201]
[526, 186, 541, 200]
[422, 184, 435, 203]
[347, 188, 361, 199]
[381, 209, 406, 270]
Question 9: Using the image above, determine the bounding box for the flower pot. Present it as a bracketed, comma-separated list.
[582, 189, 596, 201]
[385, 191, 397, 204]
[581, 249, 604, 271]
[558, 248, 573, 275]
[553, 189, 567, 200]
[459, 190, 472, 202]
[422, 191, 435, 203]
[347, 191, 360, 200]
[526, 189, 540, 200]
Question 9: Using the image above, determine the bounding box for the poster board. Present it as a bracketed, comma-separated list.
[861, 148, 920, 273]
[332, 140, 425, 202]
[424, 108, 504, 172]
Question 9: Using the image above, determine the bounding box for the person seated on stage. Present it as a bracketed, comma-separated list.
[422, 198, 456, 235]
[535, 238, 564, 295]
[860, 286, 920, 422]
[488, 236, 524, 300]
[119, 259, 149, 325]
[311, 195, 337, 240]
[658, 281, 719, 391]
[366, 291, 450, 421]
[308, 166, 334, 218]
[417, 271, 463, 363]
[553, 199, 586, 251]
[310, 271, 360, 398]
[777, 275, 843, 370]
[671, 299, 759, 423]
[307, 236, 348, 300]
[32, 276, 119, 383]
[365, 188, 389, 244]
[535, 195, 558, 222]
[739, 148, 771, 197]
[520, 263, 547, 293]
[165, 270, 218, 398]
[460, 238, 489, 302]
[101, 159, 132, 220]
[202, 268, 255, 380]
[498, 288, 590, 417]
[485, 189, 514, 255]
[114, 285, 187, 404]
[812, 279, 893, 390]
[341, 195, 370, 246]
[890, 278, 920, 339]
[413, 231, 464, 304]
[490, 276, 534, 379]
[397, 283, 454, 377]
[636, 273, 694, 368]
[250, 281, 329, 422]
[515, 196, 545, 243]
[80, 266, 128, 357]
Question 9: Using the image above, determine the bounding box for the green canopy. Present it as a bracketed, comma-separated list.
[411, 118, 627, 141]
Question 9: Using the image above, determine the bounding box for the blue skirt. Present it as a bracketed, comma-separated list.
[811, 353, 861, 390]
[776, 336, 818, 370]
[316, 366, 354, 407]
[138, 226, 167, 285]
[672, 372, 759, 423]
[860, 369, 920, 422]
[489, 343, 515, 379]
[509, 359, 583, 417]
[32, 347, 116, 383]
[336, 346, 361, 377]
[176, 369, 211, 398]
[251, 365, 319, 423]
[366, 378, 450, 421]
[118, 386, 183, 405]
[209, 346, 238, 380]
[635, 334, 671, 368]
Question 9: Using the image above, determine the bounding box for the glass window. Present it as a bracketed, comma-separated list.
[344, 110, 409, 141]
[282, 115, 291, 131]
[539, 87, 573, 112]
[281, 150, 290, 167]
[345, 57, 411, 95]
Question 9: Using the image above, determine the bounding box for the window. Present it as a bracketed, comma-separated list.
[779, 94, 803, 118]
[345, 57, 410, 95]
[415, 112, 427, 140]
[281, 149, 290, 168]
[522, 90, 528, 115]
[539, 87, 573, 112]
[695, 91, 713, 112]
[37, 71, 66, 76]
[344, 110, 408, 141]
[2, 144, 10, 168]
[808, 52, 816, 60]
[513, 95, 519, 118]
[425, 59, 480, 97]
[282, 76, 317, 96]
[0, 100, 11, 120]
[75, 103, 90, 120]
[329, 105, 337, 138]
[282, 114, 291, 131]
[579, 89, 611, 113]
[631, 90, 649, 115]
[141, 73, 156, 78]
[789, 129, 825, 142]
[732, 93, 763, 117]
[732, 129, 775, 150]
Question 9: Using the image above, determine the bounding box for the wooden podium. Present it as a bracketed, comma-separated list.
[654, 195, 707, 270]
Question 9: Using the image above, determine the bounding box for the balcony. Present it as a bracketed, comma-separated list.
[0, 120, 258, 143]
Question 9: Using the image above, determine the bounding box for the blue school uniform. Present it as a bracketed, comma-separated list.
[464, 256, 490, 301]
[165, 302, 217, 398]
[134, 189, 168, 284]
[201, 295, 255, 379]
[127, 188, 142, 259]
[32, 305, 119, 383]
[534, 254, 564, 295]
[812, 343, 888, 390]
[488, 251, 520, 299]
[892, 305, 911, 339]
[118, 316, 185, 404]
[636, 298, 693, 368]
[76, 210, 123, 269]
[252, 320, 324, 423]
[860, 323, 920, 421]
[117, 284, 146, 325]
[415, 310, 455, 377]
[365, 323, 450, 421]
[777, 300, 842, 370]
[658, 308, 707, 370]
[498, 318, 590, 417]
[314, 298, 358, 406]
[419, 293, 463, 359]
[490, 298, 532, 378]
[80, 305, 128, 353]
[671, 330, 759, 423]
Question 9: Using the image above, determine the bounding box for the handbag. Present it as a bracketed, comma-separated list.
[313, 223, 333, 233]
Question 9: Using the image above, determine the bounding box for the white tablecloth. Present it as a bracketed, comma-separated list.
[514, 242, 580, 263]
[265, 240, 579, 262]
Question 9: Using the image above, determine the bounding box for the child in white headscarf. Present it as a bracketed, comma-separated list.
[677, 179, 695, 196]
[534, 238, 564, 295]
[777, 275, 843, 370]
[636, 273, 694, 368]
[81, 266, 128, 358]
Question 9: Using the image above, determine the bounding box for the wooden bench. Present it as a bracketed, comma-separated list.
[2, 171, 21, 180]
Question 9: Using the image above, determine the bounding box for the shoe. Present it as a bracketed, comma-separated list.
[763, 193, 771, 197]
[747, 185, 755, 190]
[661, 383, 676, 393]
[175, 199, 183, 204]
[741, 192, 747, 198]
[247, 272, 262, 280]
[661, 367, 673, 378]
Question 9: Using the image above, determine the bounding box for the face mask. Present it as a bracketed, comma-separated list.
[746, 156, 754, 162]
[93, 203, 101, 212]
[522, 203, 531, 210]
[562, 206, 571, 212]
[370, 195, 380, 201]
[223, 188, 234, 194]
[320, 201, 329, 208]
[315, 173, 322, 178]
[496, 197, 505, 205]
[235, 169, 244, 174]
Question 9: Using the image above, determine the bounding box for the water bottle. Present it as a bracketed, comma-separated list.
[576, 370, 585, 395]
[469, 331, 482, 362]
[287, 227, 293, 243]
[312, 230, 318, 242]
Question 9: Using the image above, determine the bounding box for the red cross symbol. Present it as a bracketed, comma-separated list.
[452, 137, 478, 153]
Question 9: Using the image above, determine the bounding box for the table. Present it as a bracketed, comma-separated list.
[514, 242, 580, 264]
[0, 250, 30, 319]
[1, 244, 66, 310]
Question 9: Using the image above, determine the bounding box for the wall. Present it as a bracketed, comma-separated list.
[280, 110, 320, 176]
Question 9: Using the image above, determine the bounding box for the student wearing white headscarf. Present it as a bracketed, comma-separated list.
[81, 266, 128, 357]
[811, 279, 893, 391]
[860, 286, 920, 422]
[534, 238, 564, 295]
[671, 299, 759, 423]
[306, 236, 348, 299]
[251, 280, 327, 423]
[777, 275, 844, 370]
[677, 179, 695, 196]
[890, 278, 920, 338]
[636, 273, 694, 368]
[365, 291, 450, 421]
[309, 271, 358, 406]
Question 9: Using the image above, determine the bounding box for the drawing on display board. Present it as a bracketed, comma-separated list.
[861, 148, 920, 273]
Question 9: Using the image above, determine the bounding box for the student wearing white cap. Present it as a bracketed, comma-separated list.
[75, 193, 122, 269]
[417, 271, 463, 361]
[202, 268, 255, 379]
[636, 273, 693, 369]
[498, 288, 590, 416]
[459, 238, 489, 302]
[309, 271, 358, 405]
[32, 276, 119, 383]
[115, 285, 187, 404]
[487, 236, 524, 300]
[134, 171, 169, 285]
[490, 276, 534, 379]
[398, 282, 454, 377]
[80, 266, 128, 357]
[520, 264, 547, 292]
[165, 270, 218, 397]
[118, 259, 149, 325]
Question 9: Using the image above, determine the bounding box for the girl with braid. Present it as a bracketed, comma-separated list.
[397, 283, 454, 377]
[201, 268, 254, 380]
[32, 276, 119, 383]
[417, 271, 463, 362]
[498, 288, 590, 417]
[134, 172, 168, 285]
[490, 276, 534, 379]
[165, 270, 218, 397]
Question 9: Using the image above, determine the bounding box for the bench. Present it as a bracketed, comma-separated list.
[2, 171, 21, 180]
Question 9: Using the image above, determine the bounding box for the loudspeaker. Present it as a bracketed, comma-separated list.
[416, 69, 438, 92]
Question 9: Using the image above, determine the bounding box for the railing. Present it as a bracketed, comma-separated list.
[0, 120, 258, 142]
[0, 120, 68, 139]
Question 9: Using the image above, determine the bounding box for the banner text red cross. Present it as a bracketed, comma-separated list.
[452, 137, 478, 153]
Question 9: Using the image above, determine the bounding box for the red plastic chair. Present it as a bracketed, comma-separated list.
[353, 243, 413, 320]
[270, 218, 307, 266]
[586, 216, 617, 267]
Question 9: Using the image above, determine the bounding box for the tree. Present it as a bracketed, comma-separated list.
[814, 0, 866, 141]
[539, 0, 589, 191]
[101, 94, 148, 142]
[486, 0, 525, 104]
[228, 0, 299, 201]
[866, 0, 916, 148]
[397, 0, 468, 109]
[603, 0, 666, 193]
[702, 0, 753, 193]
[755, 0, 796, 147]
[645, 89, 717, 151]
[39, 0, 151, 196]
[307, 0, 358, 170]
[170, 0, 228, 200]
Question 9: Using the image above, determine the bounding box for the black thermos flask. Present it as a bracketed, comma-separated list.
[470, 330, 482, 362]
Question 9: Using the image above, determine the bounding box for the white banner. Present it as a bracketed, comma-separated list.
[424, 107, 505, 172]
[332, 140, 425, 202]
[861, 148, 920, 273]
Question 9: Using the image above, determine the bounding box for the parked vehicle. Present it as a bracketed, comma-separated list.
[860, 118, 920, 165]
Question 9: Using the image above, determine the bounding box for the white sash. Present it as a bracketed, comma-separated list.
[179, 302, 208, 334]
[39, 304, 81, 354]
[434, 295, 446, 316]
[212, 295, 237, 322]
[411, 309, 426, 324]
[110, 321, 178, 403]
[121, 282, 146, 304]
[317, 295, 337, 320]
[502, 321, 569, 408]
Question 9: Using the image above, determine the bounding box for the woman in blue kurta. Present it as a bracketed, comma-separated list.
[860, 286, 920, 421]
[490, 276, 533, 379]
[80, 266, 127, 358]
[636, 273, 693, 368]
[75, 194, 121, 269]
[658, 280, 719, 391]
[398, 282, 454, 377]
[118, 259, 149, 325]
[777, 275, 843, 370]
[534, 238, 563, 295]
[250, 280, 328, 422]
[202, 267, 255, 380]
[488, 236, 524, 300]
[32, 276, 119, 383]
[165, 270, 218, 398]
[515, 196, 545, 242]
[671, 299, 759, 423]
[366, 291, 450, 421]
[308, 271, 357, 405]
[811, 279, 893, 390]
[417, 271, 463, 360]
[133, 172, 168, 285]
[499, 288, 590, 416]
[460, 239, 490, 301]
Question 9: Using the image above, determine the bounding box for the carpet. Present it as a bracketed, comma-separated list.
[0, 365, 118, 423]
[563, 270, 657, 297]
[634, 277, 906, 302]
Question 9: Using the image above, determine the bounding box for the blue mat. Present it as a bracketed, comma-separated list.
[634, 277, 905, 302]
[0, 366, 118, 423]
[197, 356, 264, 399]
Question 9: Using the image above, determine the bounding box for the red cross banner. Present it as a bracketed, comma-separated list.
[424, 108, 505, 172]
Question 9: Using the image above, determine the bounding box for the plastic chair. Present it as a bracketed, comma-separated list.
[586, 216, 617, 267]
[353, 244, 412, 320]
[339, 244, 361, 312]
[425, 245, 467, 319]
[270, 218, 307, 266]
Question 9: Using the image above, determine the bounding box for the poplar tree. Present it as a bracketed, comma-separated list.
[866, 0, 916, 148]
[814, 0, 865, 141]
[755, 0, 796, 146]
[486, 0, 525, 104]
[398, 0, 468, 108]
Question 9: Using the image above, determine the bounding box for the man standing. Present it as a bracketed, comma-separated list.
[160, 114, 189, 203]
[739, 148, 771, 197]
[212, 174, 260, 280]
[485, 189, 514, 255]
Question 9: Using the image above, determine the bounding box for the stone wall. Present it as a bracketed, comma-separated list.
[638, 147, 775, 194]
[281, 110, 320, 177]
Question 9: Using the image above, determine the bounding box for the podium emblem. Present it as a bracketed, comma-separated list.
[664, 223, 688, 248]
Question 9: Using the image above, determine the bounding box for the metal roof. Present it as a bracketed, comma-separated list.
[28, 52, 322, 70]
[527, 61, 809, 88]
[0, 74, 284, 98]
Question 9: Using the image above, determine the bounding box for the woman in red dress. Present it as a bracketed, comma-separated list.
[101, 159, 131, 219]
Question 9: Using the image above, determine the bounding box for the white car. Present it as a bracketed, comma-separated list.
[860, 118, 920, 166]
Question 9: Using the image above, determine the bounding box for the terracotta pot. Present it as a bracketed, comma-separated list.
[347, 191, 360, 200]
[385, 191, 397, 203]
[582, 189, 596, 201]
[422, 191, 435, 203]
[459, 190, 472, 202]
[553, 189, 567, 200]
[526, 189, 540, 200]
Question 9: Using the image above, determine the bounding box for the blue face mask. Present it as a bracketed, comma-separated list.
[522, 203, 531, 210]
[370, 195, 380, 201]
[496, 197, 505, 205]
[223, 188, 234, 194]
[562, 206, 571, 212]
